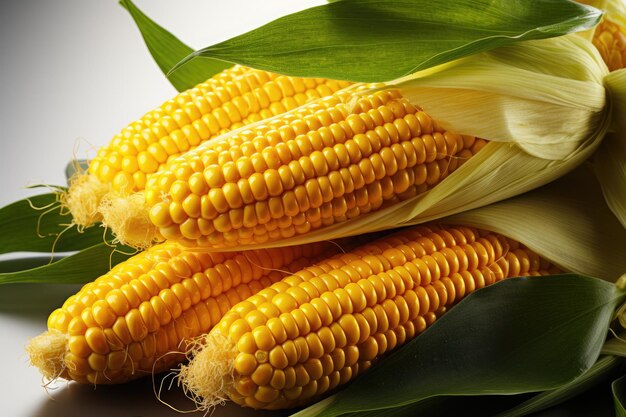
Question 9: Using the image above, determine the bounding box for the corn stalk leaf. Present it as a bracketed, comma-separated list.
[173, 0, 602, 82]
[293, 275, 624, 417]
[614, 374, 626, 417]
[0, 243, 132, 285]
[0, 193, 106, 254]
[119, 0, 230, 92]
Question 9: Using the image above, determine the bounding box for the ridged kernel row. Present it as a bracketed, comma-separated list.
[143, 88, 370, 210]
[147, 88, 489, 247]
[210, 224, 560, 409]
[88, 65, 351, 193]
[593, 18, 626, 71]
[118, 65, 252, 136]
[45, 240, 343, 384]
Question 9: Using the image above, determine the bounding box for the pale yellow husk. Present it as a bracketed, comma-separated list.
[593, 69, 626, 230]
[577, 0, 626, 41]
[443, 165, 626, 282]
[594, 133, 626, 231]
[186, 34, 617, 251]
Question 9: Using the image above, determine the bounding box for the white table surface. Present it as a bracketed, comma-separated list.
[0, 2, 322, 416]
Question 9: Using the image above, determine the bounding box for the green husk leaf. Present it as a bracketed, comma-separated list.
[614, 374, 626, 417]
[444, 165, 626, 282]
[119, 0, 230, 92]
[172, 0, 602, 82]
[0, 256, 66, 273]
[0, 243, 133, 285]
[340, 397, 518, 417]
[65, 159, 89, 182]
[495, 356, 623, 417]
[350, 356, 624, 417]
[293, 275, 624, 417]
[0, 193, 107, 254]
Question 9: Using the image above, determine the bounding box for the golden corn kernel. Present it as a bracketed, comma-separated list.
[593, 18, 626, 71]
[147, 87, 489, 248]
[30, 238, 345, 384]
[88, 67, 351, 196]
[206, 224, 560, 409]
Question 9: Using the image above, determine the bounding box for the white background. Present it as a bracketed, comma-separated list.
[0, 1, 322, 416]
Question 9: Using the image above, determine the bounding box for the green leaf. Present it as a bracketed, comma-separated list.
[119, 0, 231, 92]
[0, 193, 106, 254]
[496, 356, 623, 417]
[293, 275, 624, 417]
[173, 0, 602, 82]
[614, 374, 626, 417]
[337, 356, 626, 417]
[65, 159, 89, 182]
[339, 395, 526, 417]
[0, 283, 81, 313]
[0, 256, 66, 273]
[0, 243, 133, 285]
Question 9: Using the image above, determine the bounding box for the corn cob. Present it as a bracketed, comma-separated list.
[102, 34, 616, 250]
[179, 224, 561, 410]
[26, 239, 347, 384]
[592, 17, 626, 71]
[64, 64, 351, 229]
[140, 88, 487, 248]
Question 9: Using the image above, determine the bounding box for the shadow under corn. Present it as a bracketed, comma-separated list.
[31, 374, 293, 417]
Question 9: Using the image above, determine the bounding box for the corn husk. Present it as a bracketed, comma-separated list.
[594, 72, 626, 232]
[443, 165, 626, 282]
[179, 165, 626, 415]
[577, 0, 626, 42]
[582, 0, 626, 232]
[594, 131, 626, 230]
[186, 34, 618, 251]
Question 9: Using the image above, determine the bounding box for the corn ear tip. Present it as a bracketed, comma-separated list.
[98, 191, 157, 250]
[177, 331, 237, 411]
[62, 174, 109, 228]
[26, 329, 68, 381]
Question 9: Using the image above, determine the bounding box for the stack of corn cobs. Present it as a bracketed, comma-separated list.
[23, 0, 626, 414]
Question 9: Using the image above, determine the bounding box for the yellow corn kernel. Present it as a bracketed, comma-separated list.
[64, 65, 351, 230]
[147, 88, 487, 248]
[592, 18, 626, 71]
[26, 239, 348, 384]
[180, 224, 561, 410]
[91, 67, 351, 193]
